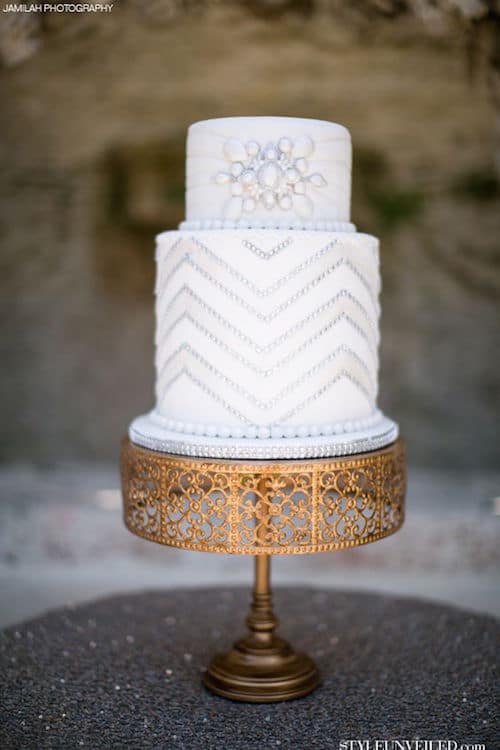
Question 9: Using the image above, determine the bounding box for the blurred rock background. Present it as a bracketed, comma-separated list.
[0, 1, 499, 626]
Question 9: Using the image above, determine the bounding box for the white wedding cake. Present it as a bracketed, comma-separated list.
[129, 117, 398, 458]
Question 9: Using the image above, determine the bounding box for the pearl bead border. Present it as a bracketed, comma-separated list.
[179, 219, 356, 232]
[148, 409, 383, 440]
[129, 412, 399, 460]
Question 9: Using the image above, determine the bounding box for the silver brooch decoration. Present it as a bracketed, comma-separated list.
[215, 136, 327, 219]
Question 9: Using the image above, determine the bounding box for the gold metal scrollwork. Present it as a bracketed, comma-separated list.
[121, 438, 406, 554]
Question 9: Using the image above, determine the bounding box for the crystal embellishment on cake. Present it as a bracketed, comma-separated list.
[214, 136, 327, 220]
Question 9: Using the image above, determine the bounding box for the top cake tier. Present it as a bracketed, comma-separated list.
[182, 117, 353, 231]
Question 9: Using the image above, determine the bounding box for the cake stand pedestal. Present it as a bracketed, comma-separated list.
[203, 554, 319, 701]
[120, 437, 406, 702]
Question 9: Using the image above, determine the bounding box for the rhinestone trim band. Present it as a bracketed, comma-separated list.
[129, 412, 398, 459]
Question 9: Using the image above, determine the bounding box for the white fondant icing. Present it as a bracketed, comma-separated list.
[186, 117, 352, 227]
[154, 229, 380, 433]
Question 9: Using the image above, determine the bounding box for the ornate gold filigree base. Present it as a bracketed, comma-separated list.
[120, 438, 405, 554]
[120, 437, 406, 702]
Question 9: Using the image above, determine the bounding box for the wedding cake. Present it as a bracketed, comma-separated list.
[129, 117, 398, 458]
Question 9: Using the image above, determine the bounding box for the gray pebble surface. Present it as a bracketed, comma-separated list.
[0, 588, 497, 749]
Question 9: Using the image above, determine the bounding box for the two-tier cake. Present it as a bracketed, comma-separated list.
[129, 117, 398, 458]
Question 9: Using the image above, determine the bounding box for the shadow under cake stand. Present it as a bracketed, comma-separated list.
[120, 437, 406, 702]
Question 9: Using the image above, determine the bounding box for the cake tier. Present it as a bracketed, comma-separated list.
[133, 228, 389, 457]
[183, 117, 353, 230]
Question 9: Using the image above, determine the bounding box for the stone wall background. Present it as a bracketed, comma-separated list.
[0, 0, 499, 468]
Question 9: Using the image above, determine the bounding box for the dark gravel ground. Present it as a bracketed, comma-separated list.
[1, 587, 497, 749]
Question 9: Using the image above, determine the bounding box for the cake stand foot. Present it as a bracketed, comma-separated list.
[203, 555, 320, 703]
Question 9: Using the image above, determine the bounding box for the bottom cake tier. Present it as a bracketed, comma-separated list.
[153, 229, 382, 442]
[129, 409, 398, 458]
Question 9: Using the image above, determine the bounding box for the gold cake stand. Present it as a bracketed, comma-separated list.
[120, 437, 406, 702]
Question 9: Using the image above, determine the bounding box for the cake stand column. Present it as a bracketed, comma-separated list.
[203, 553, 320, 702]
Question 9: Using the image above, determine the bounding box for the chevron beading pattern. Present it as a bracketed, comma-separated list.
[154, 231, 381, 430]
[157, 343, 374, 411]
[158, 283, 377, 329]
[156, 236, 380, 311]
[156, 306, 377, 358]
[156, 323, 378, 376]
